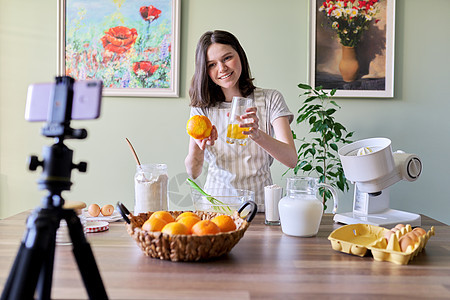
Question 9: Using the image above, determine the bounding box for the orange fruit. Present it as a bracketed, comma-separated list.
[177, 215, 201, 234]
[175, 211, 200, 221]
[211, 215, 236, 232]
[191, 219, 221, 236]
[150, 211, 175, 224]
[142, 217, 167, 232]
[186, 115, 213, 139]
[161, 222, 189, 235]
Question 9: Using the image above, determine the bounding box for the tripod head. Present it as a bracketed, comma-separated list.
[28, 76, 94, 208]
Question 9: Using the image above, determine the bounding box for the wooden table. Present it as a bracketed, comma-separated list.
[1, 211, 449, 299]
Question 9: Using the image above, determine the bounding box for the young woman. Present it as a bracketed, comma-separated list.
[185, 30, 297, 211]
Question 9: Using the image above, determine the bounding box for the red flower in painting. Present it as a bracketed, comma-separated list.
[132, 61, 159, 76]
[140, 5, 162, 23]
[100, 26, 138, 54]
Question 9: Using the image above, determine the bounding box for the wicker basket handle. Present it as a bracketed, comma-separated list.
[116, 201, 131, 224]
[237, 201, 258, 222]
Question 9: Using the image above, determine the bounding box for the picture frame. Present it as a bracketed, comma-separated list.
[57, 0, 180, 97]
[309, 0, 395, 97]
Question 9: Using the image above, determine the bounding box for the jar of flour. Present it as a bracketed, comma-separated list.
[134, 164, 168, 213]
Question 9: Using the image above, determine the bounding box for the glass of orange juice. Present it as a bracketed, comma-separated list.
[226, 96, 255, 146]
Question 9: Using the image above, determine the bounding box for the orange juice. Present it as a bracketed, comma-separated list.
[226, 124, 249, 145]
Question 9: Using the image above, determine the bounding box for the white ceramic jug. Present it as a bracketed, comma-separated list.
[278, 177, 338, 237]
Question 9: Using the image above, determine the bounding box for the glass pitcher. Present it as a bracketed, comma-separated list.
[278, 177, 338, 237]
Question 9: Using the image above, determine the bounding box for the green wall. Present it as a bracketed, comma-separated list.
[1, 0, 449, 224]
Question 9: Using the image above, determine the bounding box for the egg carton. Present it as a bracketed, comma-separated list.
[328, 223, 435, 265]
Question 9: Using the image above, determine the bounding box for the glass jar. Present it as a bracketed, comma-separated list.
[278, 177, 338, 237]
[134, 164, 169, 214]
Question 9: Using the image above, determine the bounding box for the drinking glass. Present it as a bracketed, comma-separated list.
[226, 96, 254, 146]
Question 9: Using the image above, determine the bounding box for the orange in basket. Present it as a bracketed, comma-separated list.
[177, 216, 201, 234]
[186, 115, 213, 139]
[142, 217, 167, 232]
[191, 219, 220, 236]
[212, 215, 236, 232]
[161, 222, 189, 235]
[175, 211, 200, 221]
[150, 211, 175, 224]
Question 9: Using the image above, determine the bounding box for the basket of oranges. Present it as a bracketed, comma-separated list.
[117, 201, 257, 262]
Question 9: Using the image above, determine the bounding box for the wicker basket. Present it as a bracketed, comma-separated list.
[122, 207, 254, 262]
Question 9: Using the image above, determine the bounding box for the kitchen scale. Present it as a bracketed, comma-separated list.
[333, 138, 422, 228]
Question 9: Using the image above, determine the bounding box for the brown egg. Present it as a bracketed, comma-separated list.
[399, 235, 414, 252]
[391, 227, 399, 233]
[101, 204, 114, 216]
[406, 232, 419, 244]
[394, 224, 406, 230]
[413, 227, 426, 236]
[384, 230, 396, 242]
[88, 204, 101, 217]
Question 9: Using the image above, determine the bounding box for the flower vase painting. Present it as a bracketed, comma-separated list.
[58, 0, 180, 97]
[310, 0, 395, 97]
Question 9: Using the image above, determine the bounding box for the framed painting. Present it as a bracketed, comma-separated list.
[57, 0, 180, 97]
[309, 0, 395, 97]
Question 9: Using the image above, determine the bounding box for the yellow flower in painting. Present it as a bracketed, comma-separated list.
[332, 8, 343, 18]
[319, 0, 381, 47]
[336, 1, 345, 9]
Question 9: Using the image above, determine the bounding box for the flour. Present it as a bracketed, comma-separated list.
[134, 164, 168, 214]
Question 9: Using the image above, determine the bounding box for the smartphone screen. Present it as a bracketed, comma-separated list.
[25, 80, 102, 121]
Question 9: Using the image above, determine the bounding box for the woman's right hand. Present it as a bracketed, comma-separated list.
[194, 125, 218, 150]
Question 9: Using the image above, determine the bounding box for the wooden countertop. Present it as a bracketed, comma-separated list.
[1, 211, 450, 299]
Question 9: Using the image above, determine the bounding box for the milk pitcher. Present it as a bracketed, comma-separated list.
[278, 177, 338, 237]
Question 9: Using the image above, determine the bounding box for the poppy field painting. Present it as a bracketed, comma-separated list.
[57, 0, 180, 97]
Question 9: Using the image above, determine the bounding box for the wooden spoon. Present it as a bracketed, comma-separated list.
[125, 138, 142, 166]
[125, 138, 149, 182]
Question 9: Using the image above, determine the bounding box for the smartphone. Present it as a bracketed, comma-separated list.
[25, 80, 102, 121]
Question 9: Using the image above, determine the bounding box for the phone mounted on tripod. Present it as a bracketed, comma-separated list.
[1, 76, 108, 300]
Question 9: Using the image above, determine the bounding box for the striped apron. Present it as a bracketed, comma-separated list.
[203, 88, 272, 212]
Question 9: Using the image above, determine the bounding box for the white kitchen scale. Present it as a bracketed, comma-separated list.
[333, 138, 422, 228]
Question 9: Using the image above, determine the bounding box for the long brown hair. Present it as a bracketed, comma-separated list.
[189, 30, 255, 108]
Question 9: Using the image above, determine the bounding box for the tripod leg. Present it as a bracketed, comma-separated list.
[65, 210, 108, 300]
[1, 209, 57, 300]
[36, 224, 57, 300]
[1, 243, 26, 299]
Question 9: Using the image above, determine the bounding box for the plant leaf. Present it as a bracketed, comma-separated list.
[298, 83, 312, 90]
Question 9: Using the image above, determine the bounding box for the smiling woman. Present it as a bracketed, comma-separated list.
[184, 30, 298, 212]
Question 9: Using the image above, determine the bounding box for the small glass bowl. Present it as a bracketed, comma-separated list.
[191, 188, 255, 215]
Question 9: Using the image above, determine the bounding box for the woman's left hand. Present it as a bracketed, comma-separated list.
[240, 107, 261, 140]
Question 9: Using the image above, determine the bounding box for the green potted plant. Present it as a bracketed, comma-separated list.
[289, 83, 354, 210]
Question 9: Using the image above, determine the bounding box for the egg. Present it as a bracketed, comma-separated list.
[88, 204, 101, 217]
[399, 235, 414, 252]
[101, 204, 114, 216]
[394, 224, 406, 230]
[406, 232, 419, 244]
[384, 230, 396, 242]
[413, 227, 426, 236]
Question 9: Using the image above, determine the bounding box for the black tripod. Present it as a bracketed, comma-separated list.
[1, 77, 108, 300]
